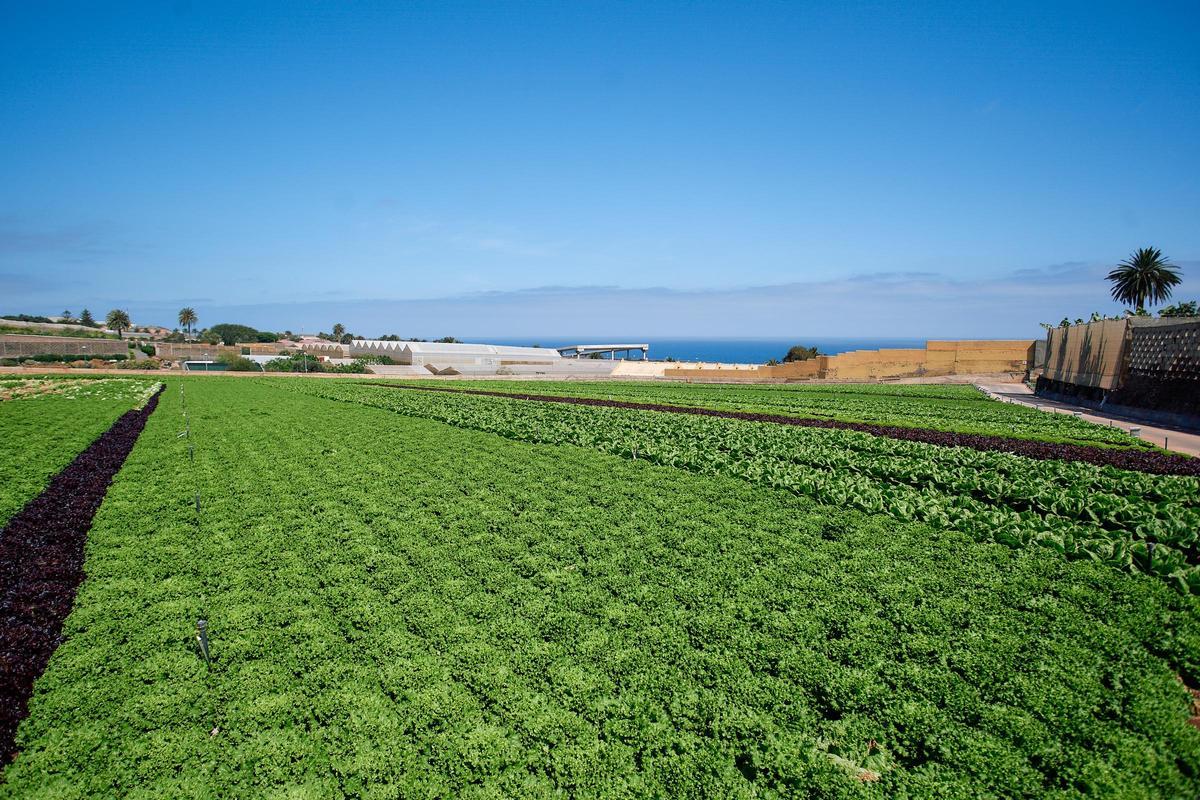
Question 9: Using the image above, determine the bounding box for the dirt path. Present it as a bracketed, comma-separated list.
[977, 383, 1200, 458]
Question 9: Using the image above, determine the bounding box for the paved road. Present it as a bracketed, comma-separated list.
[976, 382, 1200, 457]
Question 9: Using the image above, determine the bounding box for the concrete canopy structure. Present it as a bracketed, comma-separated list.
[557, 343, 649, 360]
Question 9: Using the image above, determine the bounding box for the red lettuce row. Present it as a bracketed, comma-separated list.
[383, 384, 1199, 478]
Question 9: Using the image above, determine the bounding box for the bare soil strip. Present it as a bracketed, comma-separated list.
[0, 388, 162, 767]
[374, 383, 1200, 477]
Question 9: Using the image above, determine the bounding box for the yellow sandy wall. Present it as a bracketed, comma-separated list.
[664, 339, 1035, 382]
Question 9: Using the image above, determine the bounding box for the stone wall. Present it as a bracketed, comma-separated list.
[154, 343, 247, 360]
[1040, 317, 1200, 391]
[928, 340, 1037, 376]
[0, 334, 129, 358]
[1110, 318, 1200, 415]
[1037, 317, 1200, 415]
[1126, 318, 1200, 382]
[821, 348, 930, 380]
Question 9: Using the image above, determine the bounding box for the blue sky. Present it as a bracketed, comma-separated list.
[2, 0, 1197, 338]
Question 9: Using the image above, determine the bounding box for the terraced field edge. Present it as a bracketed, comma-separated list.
[0, 386, 163, 767]
[376, 383, 1200, 477]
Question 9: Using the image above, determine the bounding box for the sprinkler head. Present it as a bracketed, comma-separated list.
[195, 619, 211, 665]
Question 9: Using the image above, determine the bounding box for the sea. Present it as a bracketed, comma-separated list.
[483, 337, 927, 364]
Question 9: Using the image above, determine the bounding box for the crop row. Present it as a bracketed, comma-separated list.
[294, 381, 1200, 592]
[419, 379, 1142, 447]
[0, 386, 161, 766]
[381, 383, 1198, 476]
[5, 378, 1198, 796]
[0, 379, 161, 529]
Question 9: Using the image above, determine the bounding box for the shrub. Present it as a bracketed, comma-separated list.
[1160, 300, 1198, 318]
[208, 323, 264, 346]
[116, 358, 153, 369]
[265, 353, 321, 373]
[330, 361, 369, 373]
[218, 353, 259, 372]
[263, 353, 367, 373]
[0, 325, 118, 340]
[1, 314, 55, 324]
[782, 345, 822, 362]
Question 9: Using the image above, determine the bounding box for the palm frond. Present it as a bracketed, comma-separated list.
[1105, 247, 1182, 309]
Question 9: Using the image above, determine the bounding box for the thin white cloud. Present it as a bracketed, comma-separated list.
[8, 259, 1194, 338]
[0, 219, 107, 256]
[474, 236, 567, 258]
[387, 216, 569, 260]
[0, 271, 78, 294]
[100, 259, 1194, 339]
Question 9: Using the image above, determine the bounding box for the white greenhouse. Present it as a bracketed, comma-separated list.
[350, 340, 562, 368]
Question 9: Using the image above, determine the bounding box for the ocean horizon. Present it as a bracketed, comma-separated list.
[480, 337, 931, 364]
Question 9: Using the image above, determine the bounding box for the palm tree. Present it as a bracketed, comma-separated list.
[783, 345, 822, 362]
[1106, 247, 1182, 312]
[106, 309, 131, 339]
[61, 309, 73, 322]
[178, 307, 198, 338]
[332, 323, 346, 341]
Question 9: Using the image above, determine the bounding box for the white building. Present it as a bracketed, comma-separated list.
[350, 340, 562, 369]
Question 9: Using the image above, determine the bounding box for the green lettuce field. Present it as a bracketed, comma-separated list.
[0, 378, 161, 528]
[407, 380, 1148, 447]
[1, 377, 1198, 798]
